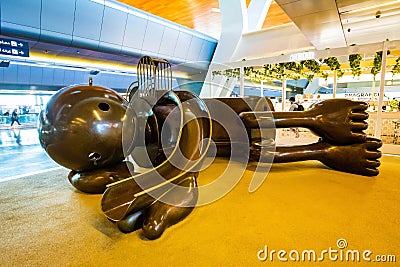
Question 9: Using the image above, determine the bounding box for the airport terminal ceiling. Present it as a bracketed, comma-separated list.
[118, 0, 400, 48]
[1, 0, 293, 77]
[117, 0, 292, 39]
[1, 0, 399, 66]
[2, 0, 400, 62]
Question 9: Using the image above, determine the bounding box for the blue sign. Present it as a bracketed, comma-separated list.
[0, 38, 29, 57]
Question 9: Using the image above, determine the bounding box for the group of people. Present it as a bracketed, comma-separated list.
[2, 109, 21, 127]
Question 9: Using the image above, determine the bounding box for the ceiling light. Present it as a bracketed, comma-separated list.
[89, 0, 104, 5]
[211, 8, 220, 13]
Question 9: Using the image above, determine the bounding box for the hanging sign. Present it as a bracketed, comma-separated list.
[0, 38, 29, 57]
[289, 51, 315, 61]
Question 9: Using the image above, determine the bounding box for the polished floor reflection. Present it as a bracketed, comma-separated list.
[0, 127, 61, 182]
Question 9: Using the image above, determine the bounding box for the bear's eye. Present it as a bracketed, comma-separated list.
[98, 102, 110, 111]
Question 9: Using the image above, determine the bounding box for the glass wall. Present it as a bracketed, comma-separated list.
[0, 93, 53, 128]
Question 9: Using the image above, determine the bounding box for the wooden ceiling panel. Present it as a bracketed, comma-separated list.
[117, 0, 292, 38]
[118, 0, 220, 30]
[263, 2, 293, 28]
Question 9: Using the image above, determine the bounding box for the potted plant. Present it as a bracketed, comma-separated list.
[323, 57, 344, 78]
[300, 59, 320, 82]
[370, 51, 382, 78]
[392, 57, 400, 78]
[349, 54, 362, 77]
[388, 98, 399, 111]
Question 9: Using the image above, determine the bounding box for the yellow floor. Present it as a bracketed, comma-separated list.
[0, 156, 399, 266]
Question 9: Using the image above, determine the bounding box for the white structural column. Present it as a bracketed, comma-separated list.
[261, 80, 265, 97]
[375, 41, 388, 138]
[200, 0, 272, 98]
[240, 66, 245, 96]
[247, 0, 273, 32]
[212, 0, 247, 63]
[333, 70, 337, 98]
[200, 0, 247, 98]
[371, 78, 376, 101]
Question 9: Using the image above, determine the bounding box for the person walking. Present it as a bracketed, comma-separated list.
[11, 109, 21, 127]
[289, 97, 300, 138]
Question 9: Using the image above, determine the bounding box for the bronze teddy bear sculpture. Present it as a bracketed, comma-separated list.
[38, 83, 381, 240]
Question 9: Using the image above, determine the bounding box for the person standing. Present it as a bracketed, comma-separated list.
[289, 97, 298, 111]
[11, 109, 21, 127]
[289, 97, 300, 138]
